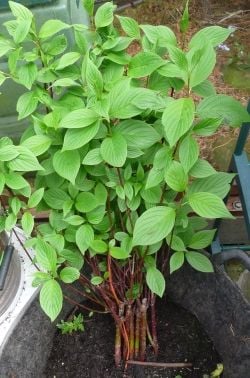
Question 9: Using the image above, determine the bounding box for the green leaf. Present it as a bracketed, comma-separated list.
[170, 251, 185, 274]
[188, 43, 216, 88]
[90, 240, 107, 253]
[60, 108, 100, 129]
[101, 133, 127, 168]
[39, 20, 70, 39]
[44, 189, 70, 210]
[60, 267, 80, 283]
[128, 52, 165, 78]
[56, 52, 81, 70]
[21, 135, 51, 156]
[116, 120, 160, 149]
[188, 229, 216, 249]
[35, 239, 57, 272]
[82, 0, 94, 16]
[166, 234, 186, 252]
[5, 172, 28, 190]
[162, 98, 195, 147]
[108, 80, 141, 119]
[165, 161, 188, 192]
[40, 279, 63, 321]
[32, 272, 51, 287]
[91, 276, 103, 285]
[197, 95, 250, 127]
[140, 25, 176, 47]
[188, 173, 235, 199]
[9, 1, 33, 21]
[179, 135, 199, 173]
[63, 122, 100, 150]
[146, 267, 165, 297]
[192, 80, 216, 97]
[76, 224, 94, 253]
[167, 45, 188, 72]
[0, 172, 5, 195]
[85, 58, 103, 98]
[193, 118, 222, 137]
[117, 15, 140, 39]
[10, 197, 22, 215]
[133, 206, 175, 246]
[16, 91, 38, 120]
[64, 215, 83, 226]
[5, 213, 17, 231]
[0, 146, 19, 161]
[17, 62, 37, 89]
[185, 251, 214, 273]
[28, 188, 44, 208]
[44, 233, 65, 253]
[145, 168, 164, 190]
[110, 246, 130, 259]
[82, 148, 102, 165]
[189, 26, 232, 48]
[188, 192, 234, 219]
[21, 212, 34, 236]
[53, 150, 80, 184]
[8, 147, 43, 171]
[75, 192, 97, 213]
[180, 0, 189, 33]
[52, 78, 80, 87]
[59, 249, 83, 270]
[95, 2, 115, 28]
[189, 159, 216, 178]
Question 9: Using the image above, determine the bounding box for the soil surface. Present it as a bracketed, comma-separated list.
[45, 298, 220, 378]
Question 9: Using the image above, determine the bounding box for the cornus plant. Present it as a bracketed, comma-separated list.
[0, 0, 249, 367]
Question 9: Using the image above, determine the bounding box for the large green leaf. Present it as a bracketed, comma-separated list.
[189, 159, 216, 178]
[165, 161, 188, 192]
[140, 25, 176, 47]
[185, 251, 214, 273]
[193, 118, 222, 137]
[117, 15, 140, 39]
[8, 147, 43, 171]
[86, 58, 103, 98]
[128, 51, 165, 78]
[21, 135, 51, 156]
[28, 188, 45, 208]
[63, 121, 100, 150]
[76, 224, 94, 253]
[188, 43, 216, 88]
[56, 52, 81, 70]
[21, 212, 34, 236]
[60, 267, 80, 283]
[162, 98, 195, 147]
[95, 2, 115, 28]
[179, 135, 199, 173]
[188, 229, 216, 249]
[197, 95, 250, 126]
[188, 173, 235, 199]
[101, 133, 127, 167]
[60, 108, 100, 129]
[53, 150, 80, 184]
[75, 192, 98, 213]
[39, 20, 70, 39]
[16, 91, 38, 120]
[108, 79, 141, 119]
[5, 172, 28, 190]
[146, 267, 165, 297]
[17, 62, 37, 89]
[189, 26, 232, 48]
[35, 239, 57, 272]
[40, 280, 63, 321]
[116, 120, 160, 149]
[44, 189, 70, 210]
[170, 251, 185, 274]
[188, 192, 234, 219]
[133, 206, 175, 246]
[9, 1, 33, 21]
[0, 145, 19, 161]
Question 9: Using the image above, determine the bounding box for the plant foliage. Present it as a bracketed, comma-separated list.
[0, 0, 249, 365]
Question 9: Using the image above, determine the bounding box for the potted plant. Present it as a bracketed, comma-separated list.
[0, 0, 250, 374]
